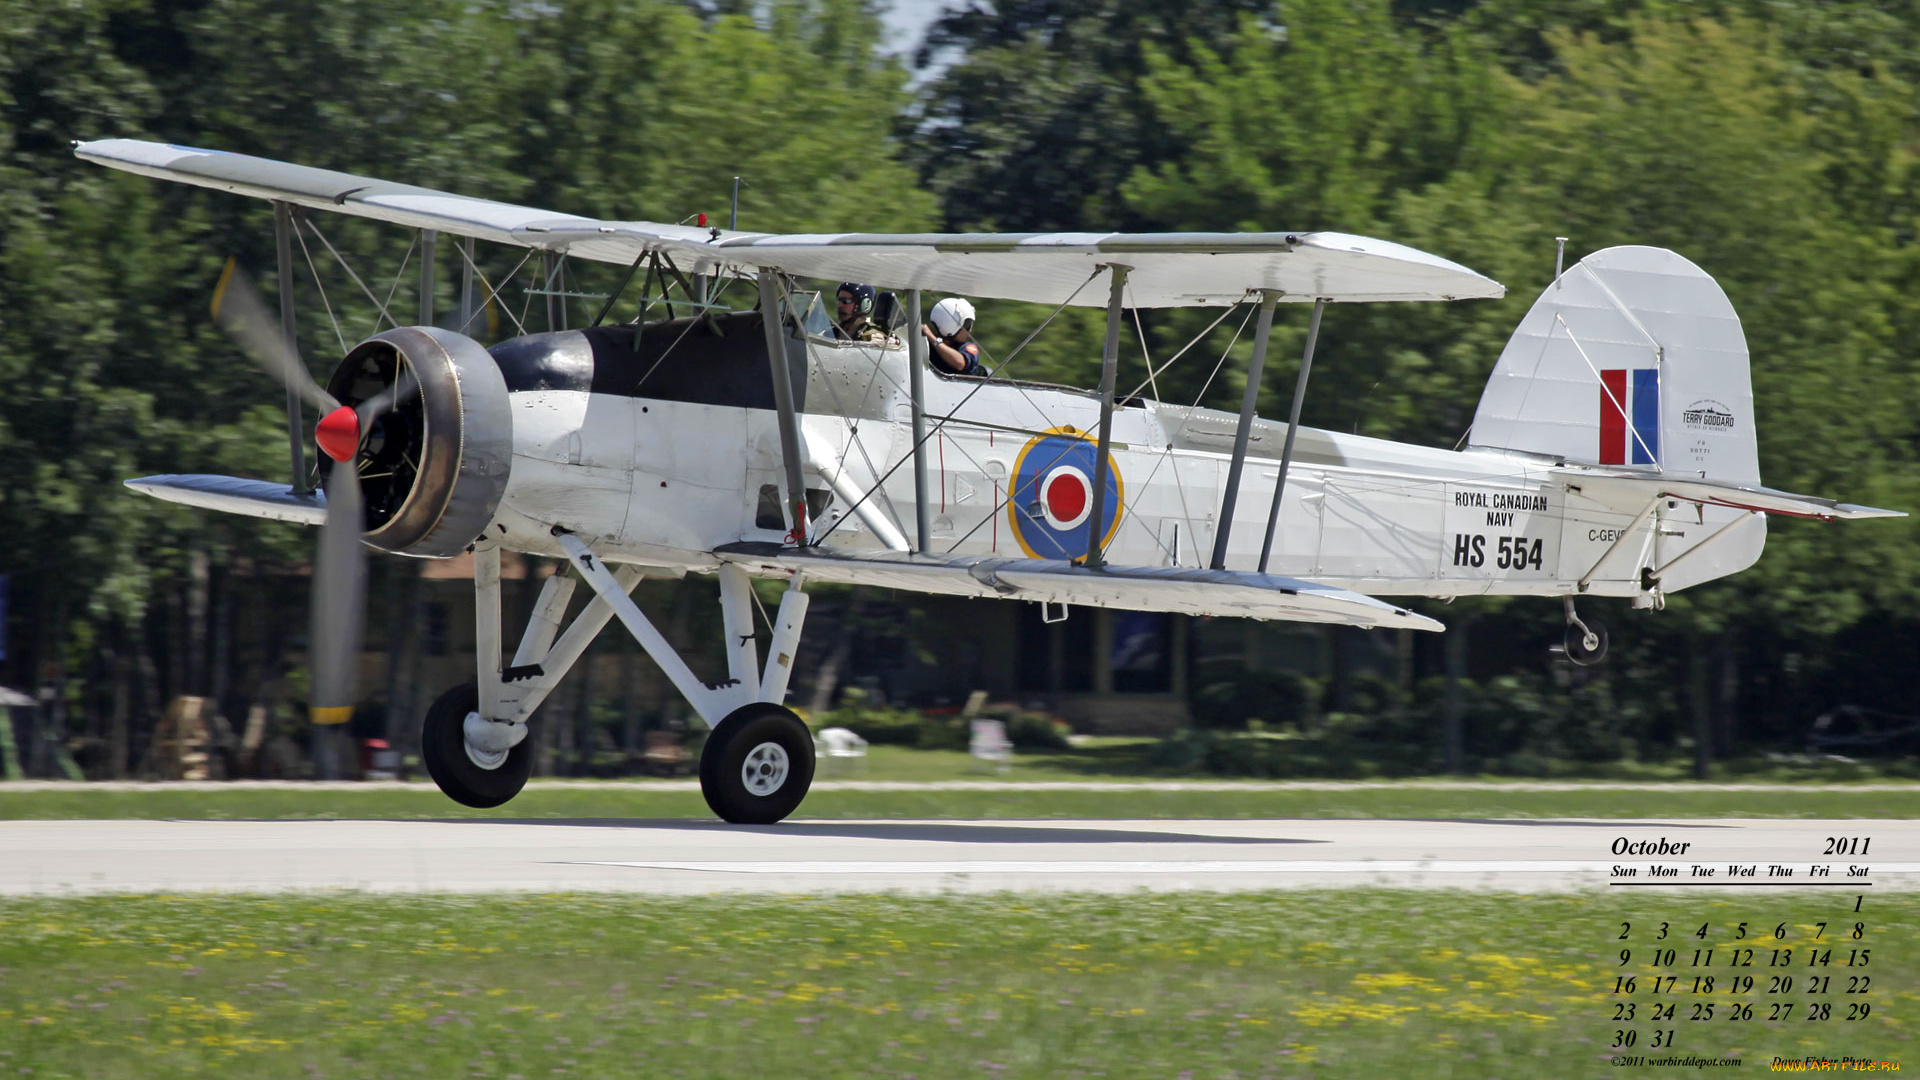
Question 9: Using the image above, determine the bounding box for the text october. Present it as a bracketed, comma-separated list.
[1611, 837, 1691, 855]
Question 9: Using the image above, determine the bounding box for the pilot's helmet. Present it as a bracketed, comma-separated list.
[930, 297, 976, 338]
[836, 282, 876, 318]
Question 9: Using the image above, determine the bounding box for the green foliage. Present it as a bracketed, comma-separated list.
[0, 0, 937, 762]
[4, 0, 1917, 776]
[914, 0, 1274, 231]
[502, 0, 934, 233]
[1190, 669, 1320, 730]
[815, 687, 926, 745]
[1164, 666, 1671, 778]
[945, 2, 1918, 762]
[986, 705, 1074, 751]
[816, 690, 1073, 752]
[914, 716, 971, 751]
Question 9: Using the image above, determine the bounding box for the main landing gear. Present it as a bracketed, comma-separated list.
[1563, 596, 1608, 666]
[699, 702, 816, 824]
[418, 536, 817, 823]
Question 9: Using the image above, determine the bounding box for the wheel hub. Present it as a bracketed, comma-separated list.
[740, 741, 790, 796]
[462, 710, 510, 770]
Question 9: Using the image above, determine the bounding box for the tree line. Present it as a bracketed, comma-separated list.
[0, 0, 1914, 776]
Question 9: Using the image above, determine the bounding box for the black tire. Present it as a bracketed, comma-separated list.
[698, 703, 815, 824]
[1565, 618, 1610, 666]
[420, 684, 534, 809]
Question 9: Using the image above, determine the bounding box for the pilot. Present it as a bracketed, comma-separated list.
[833, 283, 887, 343]
[923, 297, 988, 377]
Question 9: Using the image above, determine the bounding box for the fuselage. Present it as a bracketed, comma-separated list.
[482, 321, 1761, 599]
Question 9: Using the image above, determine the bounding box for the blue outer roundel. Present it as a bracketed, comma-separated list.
[1008, 429, 1123, 560]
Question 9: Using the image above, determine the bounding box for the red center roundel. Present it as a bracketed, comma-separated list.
[1041, 468, 1091, 528]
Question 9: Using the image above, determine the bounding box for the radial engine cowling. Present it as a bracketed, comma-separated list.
[325, 326, 512, 558]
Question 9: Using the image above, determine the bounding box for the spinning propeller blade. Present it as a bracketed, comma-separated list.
[307, 460, 366, 725]
[209, 259, 368, 728]
[210, 258, 340, 415]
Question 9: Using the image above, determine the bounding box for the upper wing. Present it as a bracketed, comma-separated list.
[75, 139, 1503, 307]
[715, 543, 1443, 631]
[553, 228, 1504, 307]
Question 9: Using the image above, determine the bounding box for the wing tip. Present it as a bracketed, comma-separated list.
[1834, 503, 1908, 519]
[1397, 610, 1447, 633]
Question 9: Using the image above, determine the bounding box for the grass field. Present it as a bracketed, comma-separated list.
[10, 739, 1920, 820]
[2, 891, 1911, 1078]
[5, 780, 1920, 821]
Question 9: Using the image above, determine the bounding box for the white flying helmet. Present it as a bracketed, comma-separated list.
[930, 297, 976, 338]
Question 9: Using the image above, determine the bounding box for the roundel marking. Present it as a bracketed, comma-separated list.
[1008, 428, 1122, 560]
[1041, 466, 1091, 529]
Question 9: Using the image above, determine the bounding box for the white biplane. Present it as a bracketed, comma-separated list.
[76, 139, 1902, 823]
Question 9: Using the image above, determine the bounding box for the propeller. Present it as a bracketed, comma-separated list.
[210, 259, 415, 730]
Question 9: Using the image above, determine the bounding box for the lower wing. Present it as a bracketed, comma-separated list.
[716, 543, 1442, 632]
[125, 474, 1443, 631]
[126, 474, 327, 525]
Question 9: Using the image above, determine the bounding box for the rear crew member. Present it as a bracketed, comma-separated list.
[923, 297, 987, 377]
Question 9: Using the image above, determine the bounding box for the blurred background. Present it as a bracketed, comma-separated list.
[0, 0, 1915, 783]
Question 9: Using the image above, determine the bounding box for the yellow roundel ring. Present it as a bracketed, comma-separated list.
[1007, 426, 1124, 560]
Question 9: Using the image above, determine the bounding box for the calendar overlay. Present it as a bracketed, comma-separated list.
[1606, 832, 1918, 1069]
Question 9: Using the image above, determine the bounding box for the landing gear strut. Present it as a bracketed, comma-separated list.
[1563, 596, 1608, 666]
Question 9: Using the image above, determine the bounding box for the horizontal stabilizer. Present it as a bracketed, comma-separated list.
[74, 139, 1502, 308]
[126, 474, 327, 525]
[715, 543, 1443, 632]
[1558, 469, 1905, 521]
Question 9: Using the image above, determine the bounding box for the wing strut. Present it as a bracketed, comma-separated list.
[420, 229, 436, 326]
[458, 237, 476, 336]
[542, 253, 561, 331]
[1083, 264, 1131, 569]
[1259, 298, 1326, 573]
[272, 202, 310, 495]
[1209, 290, 1280, 569]
[907, 288, 934, 552]
[757, 268, 810, 543]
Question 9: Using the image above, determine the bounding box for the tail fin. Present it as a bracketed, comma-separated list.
[1469, 246, 1759, 485]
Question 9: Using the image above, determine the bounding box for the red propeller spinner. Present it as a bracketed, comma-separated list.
[315, 405, 360, 463]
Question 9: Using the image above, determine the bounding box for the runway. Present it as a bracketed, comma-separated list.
[4, 817, 1917, 895]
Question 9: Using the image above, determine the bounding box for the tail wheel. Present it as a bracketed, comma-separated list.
[699, 703, 815, 824]
[1565, 618, 1610, 666]
[421, 684, 534, 809]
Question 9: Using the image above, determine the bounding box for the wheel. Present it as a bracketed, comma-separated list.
[698, 703, 815, 824]
[420, 684, 534, 809]
[1565, 618, 1609, 666]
